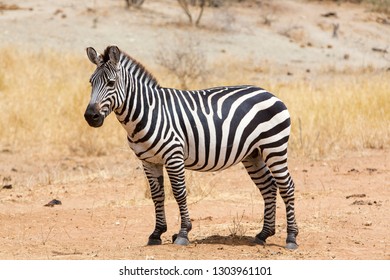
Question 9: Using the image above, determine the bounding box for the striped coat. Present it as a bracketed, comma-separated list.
[84, 46, 298, 249]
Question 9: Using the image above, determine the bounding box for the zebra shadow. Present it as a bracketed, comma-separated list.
[192, 235, 284, 248]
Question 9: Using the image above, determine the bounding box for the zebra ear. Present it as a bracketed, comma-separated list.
[86, 47, 102, 65]
[107, 46, 121, 66]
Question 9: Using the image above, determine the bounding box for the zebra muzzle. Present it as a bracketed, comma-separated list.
[84, 103, 104, 128]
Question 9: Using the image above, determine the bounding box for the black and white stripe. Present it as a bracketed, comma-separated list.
[84, 46, 298, 249]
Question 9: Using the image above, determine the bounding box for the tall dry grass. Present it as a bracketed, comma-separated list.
[0, 47, 389, 159]
[0, 47, 126, 156]
[275, 73, 390, 158]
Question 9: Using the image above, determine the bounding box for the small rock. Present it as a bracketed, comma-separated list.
[2, 184, 12, 190]
[346, 194, 366, 199]
[321, 12, 337, 18]
[348, 168, 359, 173]
[44, 199, 62, 207]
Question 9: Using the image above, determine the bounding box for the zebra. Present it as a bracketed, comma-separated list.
[84, 45, 299, 249]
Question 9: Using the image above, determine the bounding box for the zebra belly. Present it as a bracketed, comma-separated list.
[183, 154, 246, 172]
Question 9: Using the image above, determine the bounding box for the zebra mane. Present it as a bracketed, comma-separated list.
[102, 47, 160, 88]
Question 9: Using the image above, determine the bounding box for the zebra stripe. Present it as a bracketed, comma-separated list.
[84, 46, 298, 249]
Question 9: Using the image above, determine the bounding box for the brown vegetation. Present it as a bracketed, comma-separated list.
[0, 46, 388, 158]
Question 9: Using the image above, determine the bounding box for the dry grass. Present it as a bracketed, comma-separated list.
[0, 47, 126, 156]
[367, 0, 390, 14]
[305, 0, 390, 15]
[0, 47, 389, 159]
[275, 72, 390, 158]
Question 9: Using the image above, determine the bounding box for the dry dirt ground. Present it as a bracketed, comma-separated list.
[0, 0, 389, 260]
[0, 148, 389, 259]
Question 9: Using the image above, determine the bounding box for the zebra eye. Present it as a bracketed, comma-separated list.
[107, 80, 115, 87]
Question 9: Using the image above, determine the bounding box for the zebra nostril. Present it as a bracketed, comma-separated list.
[92, 113, 100, 120]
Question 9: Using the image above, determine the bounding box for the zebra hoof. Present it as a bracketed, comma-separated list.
[286, 233, 298, 250]
[285, 242, 299, 250]
[172, 234, 190, 246]
[254, 237, 266, 246]
[147, 238, 162, 246]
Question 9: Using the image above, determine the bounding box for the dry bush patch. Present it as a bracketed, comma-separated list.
[306, 0, 390, 15]
[155, 36, 207, 89]
[0, 3, 23, 11]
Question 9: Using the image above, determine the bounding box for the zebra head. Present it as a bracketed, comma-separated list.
[84, 46, 123, 127]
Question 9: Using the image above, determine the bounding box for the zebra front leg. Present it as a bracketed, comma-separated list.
[142, 162, 167, 245]
[165, 156, 192, 246]
[255, 183, 278, 245]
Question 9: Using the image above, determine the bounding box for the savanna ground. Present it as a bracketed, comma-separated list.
[0, 0, 389, 260]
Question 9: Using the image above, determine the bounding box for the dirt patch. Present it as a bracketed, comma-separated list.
[0, 148, 388, 259]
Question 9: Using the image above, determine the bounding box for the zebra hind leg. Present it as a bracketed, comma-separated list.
[277, 172, 299, 249]
[242, 150, 277, 246]
[263, 148, 299, 250]
[142, 162, 168, 245]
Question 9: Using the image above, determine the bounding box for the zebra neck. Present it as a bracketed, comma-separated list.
[117, 85, 160, 144]
[116, 69, 160, 141]
[120, 54, 160, 89]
